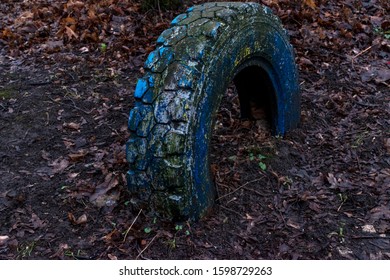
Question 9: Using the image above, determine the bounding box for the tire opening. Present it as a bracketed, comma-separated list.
[233, 65, 276, 126]
[210, 65, 276, 203]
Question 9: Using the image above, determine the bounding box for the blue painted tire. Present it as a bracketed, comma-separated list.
[127, 2, 300, 221]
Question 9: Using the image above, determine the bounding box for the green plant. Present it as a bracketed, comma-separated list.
[249, 153, 267, 171]
[64, 248, 86, 259]
[175, 224, 183, 231]
[144, 227, 152, 234]
[165, 223, 191, 249]
[351, 131, 369, 148]
[100, 43, 107, 52]
[374, 27, 390, 39]
[337, 193, 348, 211]
[327, 223, 346, 243]
[17, 241, 36, 259]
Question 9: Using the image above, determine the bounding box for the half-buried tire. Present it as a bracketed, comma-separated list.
[126, 2, 300, 221]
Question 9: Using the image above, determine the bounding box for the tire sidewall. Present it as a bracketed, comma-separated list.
[187, 18, 300, 218]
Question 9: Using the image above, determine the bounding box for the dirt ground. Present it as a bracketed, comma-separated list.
[0, 0, 389, 259]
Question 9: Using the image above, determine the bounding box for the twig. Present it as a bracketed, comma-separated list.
[337, 201, 345, 212]
[48, 96, 94, 115]
[122, 209, 142, 243]
[241, 186, 266, 197]
[157, 0, 163, 22]
[64, 97, 94, 115]
[216, 177, 264, 201]
[352, 45, 373, 60]
[220, 205, 242, 216]
[136, 233, 159, 260]
[23, 128, 31, 140]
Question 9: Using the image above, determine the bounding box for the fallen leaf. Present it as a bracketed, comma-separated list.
[303, 0, 316, 9]
[49, 157, 70, 174]
[103, 229, 121, 242]
[65, 26, 79, 40]
[362, 224, 376, 233]
[68, 212, 87, 225]
[89, 174, 119, 203]
[68, 149, 88, 162]
[42, 40, 63, 53]
[369, 206, 390, 221]
[76, 214, 87, 224]
[31, 213, 45, 229]
[300, 57, 314, 66]
[327, 173, 338, 188]
[287, 219, 301, 230]
[0, 235, 9, 246]
[63, 122, 81, 130]
[107, 254, 118, 260]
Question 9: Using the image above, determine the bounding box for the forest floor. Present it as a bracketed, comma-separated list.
[0, 0, 389, 259]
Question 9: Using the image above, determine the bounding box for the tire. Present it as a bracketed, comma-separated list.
[126, 2, 300, 221]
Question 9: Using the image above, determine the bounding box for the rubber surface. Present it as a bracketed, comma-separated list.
[127, 2, 300, 221]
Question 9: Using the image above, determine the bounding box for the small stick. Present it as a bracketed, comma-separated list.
[352, 45, 373, 59]
[136, 233, 159, 260]
[216, 177, 264, 201]
[122, 209, 142, 243]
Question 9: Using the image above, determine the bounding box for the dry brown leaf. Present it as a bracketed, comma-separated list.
[0, 236, 9, 246]
[63, 17, 77, 27]
[107, 254, 118, 260]
[287, 219, 301, 230]
[68, 212, 87, 225]
[303, 0, 317, 9]
[14, 11, 34, 26]
[31, 213, 45, 229]
[49, 157, 70, 174]
[63, 122, 80, 130]
[68, 149, 88, 162]
[103, 229, 121, 242]
[76, 214, 87, 224]
[65, 26, 78, 40]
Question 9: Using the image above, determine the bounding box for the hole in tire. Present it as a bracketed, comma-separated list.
[210, 66, 277, 210]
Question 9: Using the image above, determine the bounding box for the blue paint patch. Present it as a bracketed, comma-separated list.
[134, 78, 148, 99]
[144, 50, 159, 68]
[209, 22, 221, 38]
[156, 35, 166, 45]
[142, 88, 155, 104]
[128, 107, 141, 131]
[178, 76, 192, 89]
[147, 75, 155, 88]
[191, 79, 216, 216]
[186, 6, 194, 12]
[171, 14, 187, 26]
[159, 47, 174, 64]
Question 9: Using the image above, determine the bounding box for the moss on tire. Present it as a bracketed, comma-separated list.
[127, 2, 300, 221]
